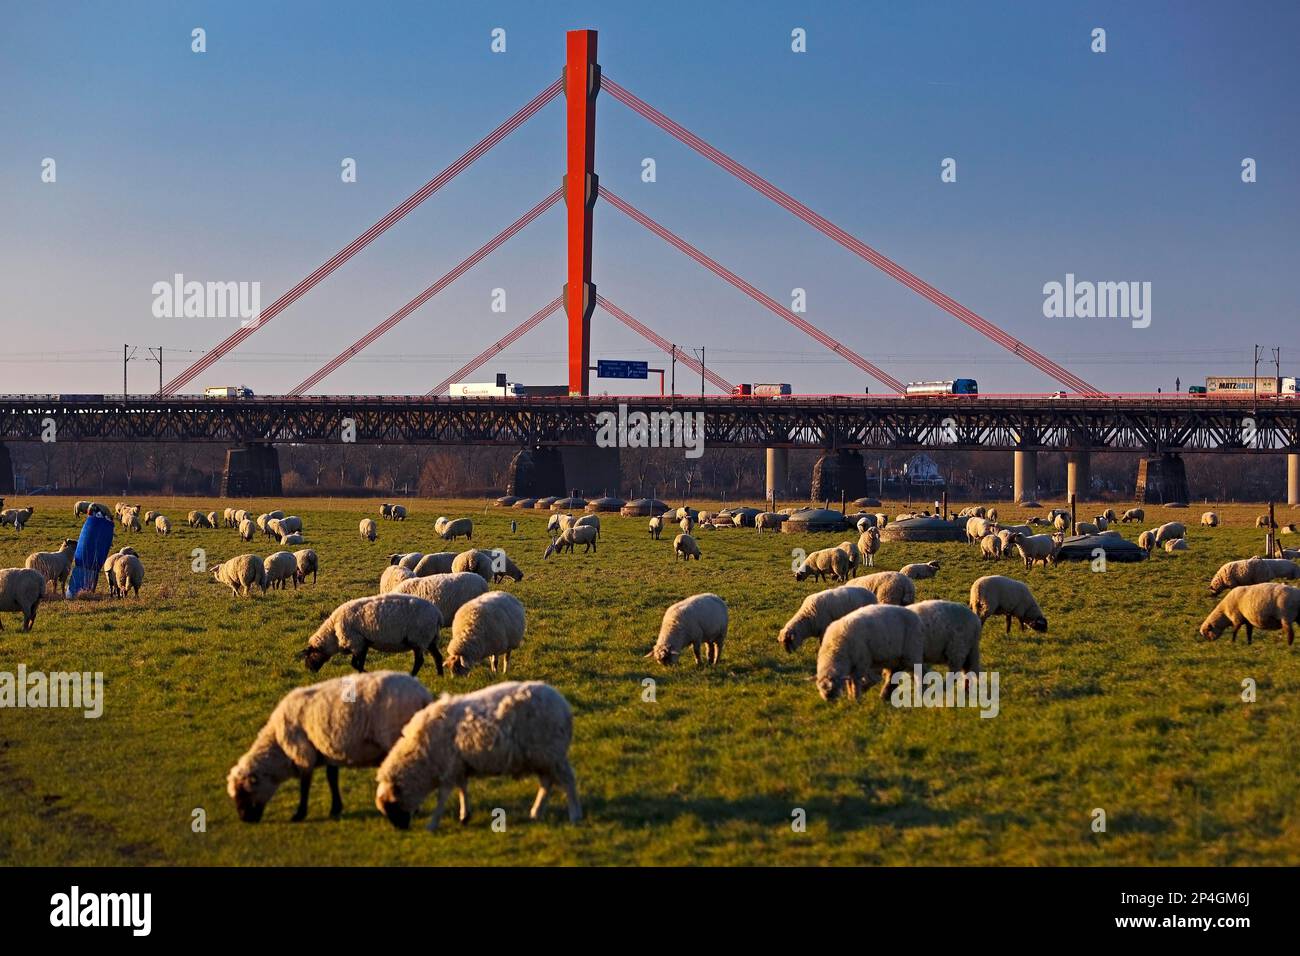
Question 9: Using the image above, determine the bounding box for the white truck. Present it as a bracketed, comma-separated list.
[204, 385, 255, 398]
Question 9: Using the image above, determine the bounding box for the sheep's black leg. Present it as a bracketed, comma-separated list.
[1005, 614, 1012, 636]
[430, 645, 444, 676]
[1288, 621, 1296, 646]
[1245, 623, 1253, 645]
[291, 773, 312, 822]
[326, 765, 342, 819]
[351, 645, 369, 672]
[410, 646, 424, 677]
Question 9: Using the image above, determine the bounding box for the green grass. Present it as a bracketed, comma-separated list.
[0, 496, 1297, 865]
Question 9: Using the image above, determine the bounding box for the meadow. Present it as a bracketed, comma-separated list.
[0, 495, 1297, 866]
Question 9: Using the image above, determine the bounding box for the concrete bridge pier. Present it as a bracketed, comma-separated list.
[765, 447, 789, 502]
[1013, 449, 1038, 503]
[0, 443, 13, 495]
[221, 443, 282, 497]
[1289, 453, 1300, 506]
[811, 449, 866, 504]
[1067, 450, 1091, 502]
[1135, 453, 1190, 503]
[560, 446, 621, 499]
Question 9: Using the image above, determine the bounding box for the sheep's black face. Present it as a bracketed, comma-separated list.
[301, 648, 329, 672]
[778, 629, 796, 653]
[1199, 623, 1220, 642]
[816, 676, 838, 701]
[376, 796, 411, 830]
[448, 656, 471, 677]
[1028, 617, 1048, 633]
[232, 788, 266, 823]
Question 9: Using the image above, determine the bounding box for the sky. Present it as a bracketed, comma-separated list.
[1, 0, 1297, 396]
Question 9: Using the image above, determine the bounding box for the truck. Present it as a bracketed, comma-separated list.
[448, 381, 526, 398]
[731, 383, 792, 397]
[904, 379, 979, 397]
[204, 386, 254, 398]
[1204, 376, 1298, 397]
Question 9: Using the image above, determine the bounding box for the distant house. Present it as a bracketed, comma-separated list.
[902, 453, 945, 486]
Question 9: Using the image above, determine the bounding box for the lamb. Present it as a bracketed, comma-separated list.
[1201, 512, 1219, 527]
[390, 505, 407, 521]
[858, 526, 881, 568]
[794, 546, 851, 583]
[211, 554, 268, 597]
[380, 564, 416, 594]
[279, 532, 305, 547]
[155, 515, 171, 536]
[1138, 529, 1156, 554]
[394, 571, 490, 625]
[359, 518, 378, 542]
[911, 599, 983, 676]
[1164, 538, 1189, 553]
[256, 513, 272, 535]
[815, 604, 924, 701]
[228, 671, 433, 823]
[0, 568, 44, 629]
[1154, 521, 1186, 546]
[1011, 532, 1058, 568]
[1208, 557, 1300, 596]
[375, 681, 580, 831]
[679, 515, 696, 534]
[544, 525, 598, 558]
[900, 560, 941, 580]
[300, 593, 443, 677]
[648, 593, 727, 666]
[24, 539, 77, 595]
[673, 533, 701, 561]
[104, 551, 144, 598]
[1121, 508, 1145, 523]
[969, 575, 1048, 635]
[264, 551, 299, 590]
[996, 525, 1032, 549]
[648, 515, 664, 539]
[980, 535, 1003, 560]
[413, 552, 456, 577]
[445, 591, 526, 676]
[439, 518, 473, 542]
[237, 516, 254, 541]
[1199, 582, 1300, 645]
[845, 570, 916, 606]
[778, 586, 876, 653]
[294, 549, 318, 585]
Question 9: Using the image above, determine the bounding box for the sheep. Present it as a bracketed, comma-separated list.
[256, 513, 272, 535]
[359, 518, 378, 542]
[294, 549, 318, 585]
[544, 525, 598, 558]
[648, 515, 664, 539]
[1138, 529, 1156, 554]
[756, 512, 785, 533]
[980, 535, 1003, 560]
[24, 539, 77, 596]
[264, 551, 299, 590]
[380, 564, 416, 594]
[300, 593, 443, 677]
[104, 551, 144, 598]
[965, 516, 996, 543]
[1164, 538, 1189, 553]
[0, 506, 35, 531]
[815, 604, 924, 701]
[1154, 521, 1186, 546]
[853, 514, 877, 533]
[439, 518, 473, 542]
[143, 510, 159, 525]
[266, 510, 285, 520]
[845, 570, 916, 606]
[211, 554, 267, 597]
[547, 513, 574, 535]
[74, 500, 91, 517]
[874, 512, 888, 528]
[857, 526, 881, 569]
[489, 550, 524, 583]
[1074, 521, 1099, 536]
[1199, 582, 1300, 645]
[996, 525, 1032, 550]
[1200, 512, 1220, 527]
[121, 508, 141, 533]
[969, 575, 1048, 635]
[673, 533, 701, 561]
[1011, 532, 1059, 569]
[278, 515, 303, 535]
[451, 548, 495, 583]
[573, 514, 600, 537]
[155, 515, 171, 536]
[836, 539, 861, 576]
[778, 586, 876, 653]
[390, 505, 407, 521]
[381, 503, 393, 520]
[445, 591, 526, 676]
[279, 532, 305, 547]
[900, 560, 941, 580]
[223, 507, 236, 528]
[794, 546, 851, 583]
[87, 502, 110, 519]
[374, 680, 580, 831]
[1100, 508, 1117, 523]
[1208, 557, 1300, 596]
[648, 593, 727, 666]
[1121, 508, 1145, 523]
[911, 599, 983, 677]
[207, 511, 220, 529]
[434, 516, 449, 535]
[390, 552, 423, 571]
[1052, 514, 1070, 532]
[394, 571, 489, 625]
[679, 515, 696, 534]
[413, 552, 456, 577]
[0, 568, 44, 629]
[188, 510, 212, 529]
[1091, 515, 1109, 531]
[1256, 514, 1275, 530]
[228, 670, 433, 824]
[266, 517, 285, 540]
[237, 516, 254, 541]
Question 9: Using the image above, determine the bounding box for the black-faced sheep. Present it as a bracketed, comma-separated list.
[1199, 582, 1300, 645]
[300, 593, 443, 677]
[24, 539, 77, 596]
[649, 593, 727, 666]
[445, 591, 526, 676]
[969, 575, 1048, 635]
[673, 533, 701, 561]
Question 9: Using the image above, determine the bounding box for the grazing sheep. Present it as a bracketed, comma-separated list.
[121, 508, 141, 533]
[223, 507, 236, 528]
[439, 518, 473, 542]
[836, 540, 861, 576]
[846, 570, 916, 606]
[394, 572, 490, 625]
[278, 515, 303, 535]
[1091, 516, 1109, 531]
[188, 510, 212, 529]
[0, 568, 45, 630]
[375, 681, 580, 831]
[434, 516, 449, 535]
[212, 554, 268, 597]
[359, 518, 378, 542]
[547, 513, 574, 535]
[237, 516, 254, 541]
[0, 506, 35, 531]
[980, 535, 1003, 560]
[1100, 508, 1117, 523]
[573, 514, 600, 537]
[673, 533, 701, 561]
[264, 551, 299, 590]
[911, 600, 983, 676]
[301, 593, 443, 677]
[648, 593, 727, 666]
[489, 550, 524, 583]
[266, 510, 285, 520]
[648, 515, 664, 539]
[390, 505, 407, 521]
[1012, 532, 1059, 569]
[413, 552, 455, 577]
[381, 503, 393, 520]
[451, 549, 495, 583]
[380, 564, 416, 594]
[857, 526, 881, 569]
[778, 586, 876, 653]
[1138, 529, 1156, 554]
[104, 551, 144, 598]
[794, 546, 851, 583]
[1199, 582, 1300, 645]
[1256, 514, 1275, 529]
[74, 500, 91, 517]
[446, 591, 527, 676]
[1154, 522, 1186, 546]
[900, 560, 941, 580]
[143, 510, 159, 525]
[256, 513, 272, 535]
[543, 525, 598, 558]
[679, 515, 696, 534]
[228, 671, 433, 823]
[1200, 512, 1219, 527]
[815, 604, 924, 701]
[155, 515, 171, 536]
[1164, 538, 1189, 553]
[969, 575, 1048, 635]
[207, 511, 220, 529]
[1121, 508, 1145, 523]
[390, 552, 423, 570]
[1208, 557, 1300, 596]
[294, 549, 318, 585]
[24, 539, 77, 595]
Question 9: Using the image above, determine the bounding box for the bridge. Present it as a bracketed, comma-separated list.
[7, 30, 1290, 504]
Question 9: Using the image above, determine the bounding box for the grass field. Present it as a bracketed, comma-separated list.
[1, 495, 1297, 866]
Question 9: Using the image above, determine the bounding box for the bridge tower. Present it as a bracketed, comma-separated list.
[564, 29, 599, 397]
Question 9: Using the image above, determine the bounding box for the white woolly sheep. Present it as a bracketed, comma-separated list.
[649, 593, 727, 666]
[1208, 557, 1300, 596]
[673, 533, 701, 561]
[1121, 508, 1144, 523]
[155, 515, 171, 535]
[264, 551, 299, 590]
[547, 513, 573, 534]
[836, 540, 861, 576]
[121, 509, 141, 533]
[1154, 522, 1186, 546]
[574, 514, 600, 536]
[1100, 508, 1117, 523]
[1199, 582, 1300, 645]
[394, 571, 490, 625]
[301, 593, 443, 677]
[1052, 514, 1070, 532]
[104, 551, 144, 598]
[375, 680, 580, 831]
[237, 516, 254, 541]
[858, 527, 881, 568]
[24, 538, 77, 595]
[413, 552, 455, 577]
[446, 591, 526, 676]
[228, 670, 433, 823]
[544, 525, 598, 558]
[1256, 514, 1275, 529]
[648, 515, 664, 539]
[1201, 512, 1219, 527]
[845, 570, 915, 606]
[1011, 532, 1058, 569]
[380, 564, 415, 594]
[389, 552, 423, 571]
[280, 532, 305, 547]
[293, 549, 318, 585]
[1164, 538, 1189, 553]
[794, 546, 851, 583]
[965, 516, 997, 543]
[778, 585, 876, 653]
[212, 554, 267, 597]
[911, 599, 983, 676]
[0, 506, 35, 531]
[900, 560, 941, 580]
[756, 512, 784, 533]
[679, 515, 696, 534]
[853, 515, 876, 534]
[0, 568, 45, 629]
[359, 518, 378, 542]
[815, 604, 923, 701]
[980, 535, 1003, 560]
[1138, 529, 1156, 554]
[1074, 521, 1099, 535]
[143, 510, 159, 525]
[188, 510, 212, 529]
[439, 518, 473, 542]
[969, 575, 1048, 635]
[451, 548, 495, 583]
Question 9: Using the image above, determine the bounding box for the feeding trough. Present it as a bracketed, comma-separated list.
[1053, 530, 1148, 562]
[780, 508, 849, 534]
[512, 497, 537, 509]
[586, 496, 625, 513]
[534, 496, 560, 509]
[879, 516, 966, 543]
[495, 495, 519, 507]
[552, 496, 587, 511]
[620, 497, 670, 517]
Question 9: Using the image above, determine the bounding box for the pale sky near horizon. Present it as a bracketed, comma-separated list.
[2, 0, 1297, 396]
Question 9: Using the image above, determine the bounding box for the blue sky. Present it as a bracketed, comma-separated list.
[1, 0, 1297, 395]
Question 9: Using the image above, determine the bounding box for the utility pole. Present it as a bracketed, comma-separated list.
[1254, 344, 1262, 412]
[147, 347, 163, 394]
[694, 347, 705, 397]
[670, 345, 676, 397]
